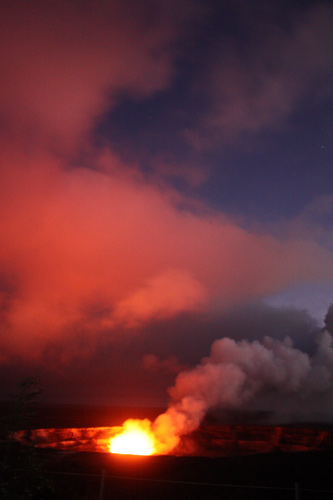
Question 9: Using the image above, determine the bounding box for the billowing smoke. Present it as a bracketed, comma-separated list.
[149, 316, 333, 453]
[16, 307, 333, 457]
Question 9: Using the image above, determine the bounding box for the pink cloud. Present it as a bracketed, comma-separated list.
[0, 147, 333, 361]
[0, 0, 199, 150]
[0, 0, 332, 369]
[113, 269, 206, 327]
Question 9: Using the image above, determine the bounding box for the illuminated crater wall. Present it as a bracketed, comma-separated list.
[14, 424, 333, 457]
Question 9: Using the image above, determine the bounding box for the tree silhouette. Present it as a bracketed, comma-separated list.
[0, 377, 54, 499]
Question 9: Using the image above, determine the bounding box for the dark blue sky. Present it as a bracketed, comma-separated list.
[95, 0, 333, 224]
[99, 96, 332, 221]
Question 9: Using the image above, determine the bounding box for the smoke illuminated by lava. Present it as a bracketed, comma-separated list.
[14, 326, 333, 457]
[109, 328, 333, 455]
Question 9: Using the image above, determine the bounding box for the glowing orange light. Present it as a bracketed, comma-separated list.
[109, 419, 155, 456]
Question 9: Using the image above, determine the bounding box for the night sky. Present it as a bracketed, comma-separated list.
[0, 0, 333, 412]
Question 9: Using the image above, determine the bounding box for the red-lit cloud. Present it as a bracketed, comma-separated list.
[0, 0, 200, 150]
[0, 0, 332, 406]
[113, 269, 206, 327]
[1, 146, 333, 361]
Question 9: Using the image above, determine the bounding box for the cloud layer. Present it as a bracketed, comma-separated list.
[0, 0, 332, 410]
[0, 0, 201, 149]
[1, 149, 333, 361]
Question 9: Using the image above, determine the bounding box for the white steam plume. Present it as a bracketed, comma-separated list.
[152, 328, 333, 453]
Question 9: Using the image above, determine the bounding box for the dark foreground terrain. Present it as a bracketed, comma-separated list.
[1, 403, 333, 499]
[2, 444, 332, 499]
